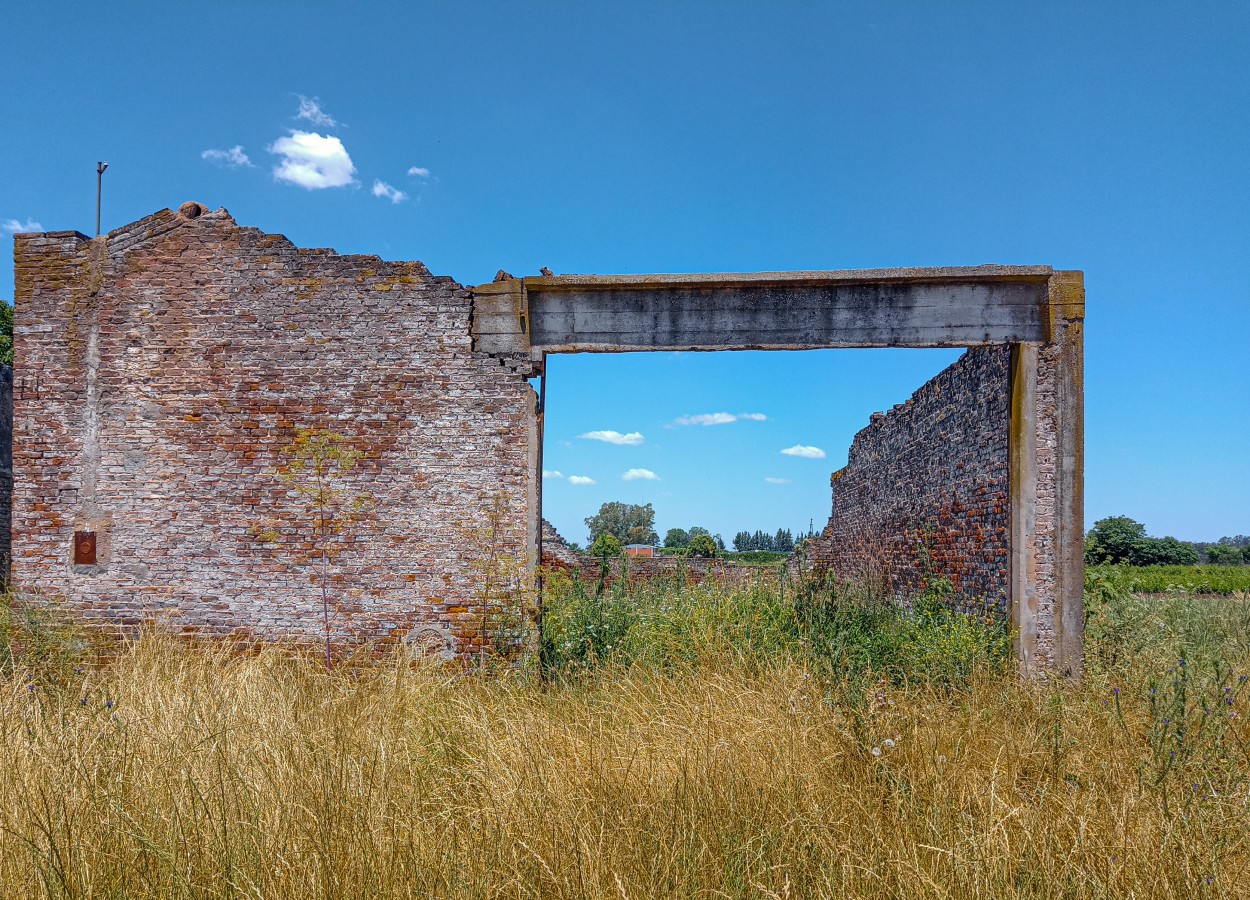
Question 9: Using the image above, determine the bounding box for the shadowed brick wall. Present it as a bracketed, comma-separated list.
[0, 364, 11, 582]
[803, 346, 1011, 616]
[12, 205, 539, 655]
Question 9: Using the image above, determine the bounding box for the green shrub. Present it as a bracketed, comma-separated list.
[542, 570, 1010, 686]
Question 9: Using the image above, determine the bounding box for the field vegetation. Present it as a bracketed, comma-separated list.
[2, 571, 1248, 899]
[1088, 564, 1250, 596]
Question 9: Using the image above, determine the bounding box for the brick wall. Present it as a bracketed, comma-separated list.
[12, 205, 539, 656]
[0, 364, 11, 582]
[802, 346, 1011, 617]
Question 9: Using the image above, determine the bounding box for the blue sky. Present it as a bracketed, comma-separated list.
[2, 2, 1247, 545]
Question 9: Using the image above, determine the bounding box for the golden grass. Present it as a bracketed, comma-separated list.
[2, 629, 1248, 899]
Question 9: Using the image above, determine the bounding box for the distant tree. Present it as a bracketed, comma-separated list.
[1130, 536, 1199, 566]
[1245, 546, 1250, 564]
[1085, 516, 1148, 564]
[714, 534, 725, 551]
[589, 533, 623, 558]
[687, 534, 717, 558]
[733, 531, 750, 552]
[664, 528, 690, 549]
[1217, 535, 1250, 548]
[774, 528, 794, 553]
[585, 501, 658, 546]
[1206, 545, 1244, 565]
[688, 526, 711, 540]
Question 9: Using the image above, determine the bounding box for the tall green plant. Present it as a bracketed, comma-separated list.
[258, 428, 373, 670]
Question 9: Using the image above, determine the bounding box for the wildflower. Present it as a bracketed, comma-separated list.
[883, 738, 895, 748]
[105, 700, 114, 709]
[871, 746, 882, 757]
[1113, 687, 1120, 695]
[937, 755, 947, 764]
[26, 684, 35, 692]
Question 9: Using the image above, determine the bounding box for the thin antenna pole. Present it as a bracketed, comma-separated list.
[95, 162, 109, 237]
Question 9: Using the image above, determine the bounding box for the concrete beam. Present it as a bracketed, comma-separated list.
[473, 266, 1055, 355]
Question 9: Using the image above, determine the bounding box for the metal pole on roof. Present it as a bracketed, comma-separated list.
[95, 162, 109, 237]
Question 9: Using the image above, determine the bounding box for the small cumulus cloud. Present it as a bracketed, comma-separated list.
[568, 475, 596, 485]
[2, 218, 42, 235]
[201, 145, 254, 168]
[764, 477, 791, 484]
[407, 166, 431, 177]
[579, 430, 644, 446]
[371, 179, 408, 204]
[672, 412, 766, 426]
[295, 95, 339, 128]
[781, 444, 826, 459]
[542, 469, 563, 479]
[269, 131, 356, 189]
[622, 468, 659, 481]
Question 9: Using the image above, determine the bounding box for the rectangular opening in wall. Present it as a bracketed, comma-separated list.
[537, 346, 1012, 616]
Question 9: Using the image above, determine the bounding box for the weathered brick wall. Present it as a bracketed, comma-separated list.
[803, 346, 1011, 616]
[0, 364, 11, 582]
[12, 205, 539, 655]
[540, 518, 581, 568]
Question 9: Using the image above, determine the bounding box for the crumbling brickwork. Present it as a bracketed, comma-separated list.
[0, 364, 11, 582]
[12, 205, 539, 655]
[803, 346, 1011, 617]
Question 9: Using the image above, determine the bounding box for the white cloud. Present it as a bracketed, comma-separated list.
[2, 217, 42, 234]
[200, 145, 254, 168]
[764, 477, 791, 485]
[407, 166, 431, 177]
[675, 412, 735, 426]
[672, 412, 767, 426]
[781, 444, 826, 459]
[568, 475, 596, 485]
[371, 179, 409, 204]
[622, 468, 659, 481]
[579, 430, 644, 446]
[269, 131, 356, 189]
[542, 469, 563, 479]
[295, 95, 338, 128]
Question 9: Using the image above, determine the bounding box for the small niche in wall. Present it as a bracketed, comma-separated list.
[73, 531, 97, 565]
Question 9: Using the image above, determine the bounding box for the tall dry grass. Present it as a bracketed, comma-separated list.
[2, 590, 1249, 898]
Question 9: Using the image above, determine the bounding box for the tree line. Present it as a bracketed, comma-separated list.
[581, 500, 823, 558]
[1085, 516, 1249, 566]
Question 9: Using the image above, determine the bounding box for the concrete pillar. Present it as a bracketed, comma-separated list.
[1010, 272, 1084, 676]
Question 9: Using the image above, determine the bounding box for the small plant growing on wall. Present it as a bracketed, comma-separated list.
[462, 494, 534, 673]
[254, 427, 374, 669]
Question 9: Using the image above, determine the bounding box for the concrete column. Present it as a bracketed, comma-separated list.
[1046, 272, 1086, 677]
[1009, 343, 1040, 672]
[1010, 272, 1085, 677]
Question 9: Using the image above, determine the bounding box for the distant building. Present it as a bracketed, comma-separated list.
[624, 544, 656, 558]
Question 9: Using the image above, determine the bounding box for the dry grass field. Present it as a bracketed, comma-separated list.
[2, 574, 1248, 899]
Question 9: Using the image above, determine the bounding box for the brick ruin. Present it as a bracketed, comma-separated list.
[802, 346, 1011, 615]
[11, 205, 539, 655]
[8, 204, 1084, 673]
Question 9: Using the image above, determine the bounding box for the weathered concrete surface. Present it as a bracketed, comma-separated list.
[11, 205, 1083, 673]
[473, 268, 1054, 356]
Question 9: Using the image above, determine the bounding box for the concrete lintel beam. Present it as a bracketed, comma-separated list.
[473, 266, 1057, 355]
